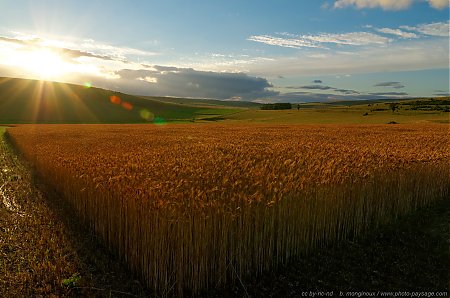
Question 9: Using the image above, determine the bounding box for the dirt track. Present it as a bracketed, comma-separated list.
[0, 129, 149, 297]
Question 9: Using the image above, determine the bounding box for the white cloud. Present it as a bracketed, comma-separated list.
[137, 76, 158, 83]
[247, 35, 322, 49]
[4, 31, 158, 61]
[248, 32, 390, 49]
[245, 38, 449, 76]
[79, 39, 158, 60]
[376, 28, 420, 38]
[428, 0, 449, 9]
[308, 32, 391, 45]
[334, 0, 449, 10]
[401, 21, 450, 37]
[334, 0, 414, 10]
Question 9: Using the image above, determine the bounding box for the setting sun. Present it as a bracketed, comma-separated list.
[15, 49, 68, 79]
[2, 48, 73, 79]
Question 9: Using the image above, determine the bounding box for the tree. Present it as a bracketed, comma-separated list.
[388, 103, 399, 113]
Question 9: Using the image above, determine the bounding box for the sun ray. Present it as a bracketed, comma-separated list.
[58, 83, 100, 123]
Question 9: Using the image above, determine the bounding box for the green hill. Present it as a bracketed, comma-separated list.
[0, 77, 213, 124]
[140, 96, 261, 109]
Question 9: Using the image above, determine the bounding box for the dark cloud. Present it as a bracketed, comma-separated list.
[433, 90, 449, 96]
[312, 80, 323, 84]
[113, 67, 278, 100]
[283, 86, 303, 89]
[153, 65, 181, 72]
[374, 81, 405, 89]
[261, 90, 411, 103]
[369, 92, 409, 96]
[281, 85, 359, 95]
[58, 48, 116, 61]
[300, 85, 334, 90]
[334, 88, 360, 95]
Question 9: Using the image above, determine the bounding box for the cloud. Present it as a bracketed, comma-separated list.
[334, 0, 414, 10]
[312, 80, 323, 83]
[0, 32, 158, 62]
[433, 89, 450, 96]
[369, 91, 409, 96]
[113, 67, 278, 100]
[428, 0, 449, 9]
[333, 0, 448, 10]
[375, 28, 419, 38]
[248, 31, 391, 49]
[374, 81, 405, 88]
[281, 84, 360, 95]
[0, 32, 279, 100]
[308, 32, 391, 45]
[79, 39, 157, 60]
[0, 35, 133, 64]
[261, 90, 409, 103]
[300, 85, 334, 90]
[247, 35, 322, 49]
[248, 20, 447, 52]
[401, 21, 450, 37]
[433, 92, 450, 96]
[334, 88, 360, 94]
[246, 38, 448, 77]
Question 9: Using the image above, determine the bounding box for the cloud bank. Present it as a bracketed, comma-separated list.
[112, 67, 278, 100]
[261, 90, 410, 103]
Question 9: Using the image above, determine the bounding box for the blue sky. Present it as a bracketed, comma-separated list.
[0, 0, 448, 102]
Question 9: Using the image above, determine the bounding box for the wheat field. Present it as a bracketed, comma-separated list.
[6, 124, 449, 296]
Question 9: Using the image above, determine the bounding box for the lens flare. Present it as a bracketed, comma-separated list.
[110, 95, 121, 105]
[84, 82, 92, 88]
[153, 117, 166, 125]
[140, 109, 155, 121]
[122, 102, 133, 110]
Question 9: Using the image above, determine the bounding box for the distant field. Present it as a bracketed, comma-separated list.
[7, 123, 449, 296]
[221, 100, 450, 124]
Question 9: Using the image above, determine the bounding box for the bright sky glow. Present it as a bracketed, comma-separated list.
[0, 0, 448, 102]
[7, 49, 70, 79]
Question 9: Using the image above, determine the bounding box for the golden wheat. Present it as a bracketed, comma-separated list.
[6, 124, 450, 296]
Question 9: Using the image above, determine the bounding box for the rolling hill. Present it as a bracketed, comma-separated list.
[140, 95, 262, 108]
[0, 77, 246, 124]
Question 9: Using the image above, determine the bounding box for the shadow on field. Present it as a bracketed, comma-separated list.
[203, 199, 450, 297]
[31, 179, 154, 298]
